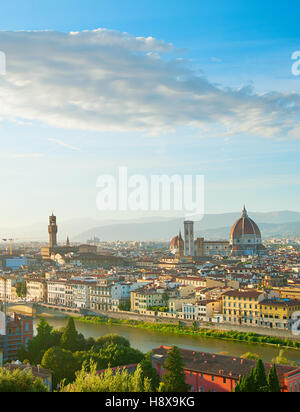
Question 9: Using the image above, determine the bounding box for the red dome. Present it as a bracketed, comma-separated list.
[230, 207, 261, 239]
[170, 232, 184, 250]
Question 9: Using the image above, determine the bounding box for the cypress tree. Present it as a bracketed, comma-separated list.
[160, 346, 190, 392]
[268, 364, 281, 393]
[60, 317, 79, 352]
[235, 369, 257, 392]
[253, 359, 268, 392]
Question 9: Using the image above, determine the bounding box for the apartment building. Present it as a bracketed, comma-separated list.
[70, 280, 96, 309]
[222, 290, 265, 326]
[259, 298, 300, 330]
[0, 313, 33, 361]
[26, 279, 47, 302]
[131, 288, 167, 313]
[0, 277, 16, 301]
[47, 280, 67, 306]
[89, 280, 113, 311]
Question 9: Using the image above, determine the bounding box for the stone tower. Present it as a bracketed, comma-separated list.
[184, 220, 195, 256]
[48, 213, 58, 248]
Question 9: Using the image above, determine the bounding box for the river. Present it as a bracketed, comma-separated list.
[33, 313, 300, 365]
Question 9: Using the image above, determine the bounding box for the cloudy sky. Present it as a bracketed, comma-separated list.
[0, 0, 300, 230]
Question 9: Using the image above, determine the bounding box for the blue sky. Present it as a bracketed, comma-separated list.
[0, 0, 300, 229]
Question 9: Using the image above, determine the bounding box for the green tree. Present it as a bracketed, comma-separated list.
[41, 347, 80, 388]
[0, 368, 48, 392]
[16, 282, 27, 298]
[236, 360, 270, 393]
[119, 302, 131, 312]
[60, 317, 80, 352]
[235, 371, 257, 393]
[139, 352, 159, 391]
[272, 350, 297, 366]
[253, 359, 268, 392]
[267, 364, 281, 393]
[160, 346, 190, 392]
[61, 362, 152, 392]
[93, 334, 130, 350]
[241, 352, 260, 361]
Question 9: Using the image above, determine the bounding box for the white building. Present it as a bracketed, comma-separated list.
[47, 280, 67, 306]
[0, 277, 14, 301]
[26, 280, 47, 302]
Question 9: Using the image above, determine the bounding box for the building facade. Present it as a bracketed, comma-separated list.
[0, 313, 33, 361]
[152, 346, 300, 393]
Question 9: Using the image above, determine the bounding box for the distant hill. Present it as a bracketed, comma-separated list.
[197, 222, 300, 240]
[73, 211, 300, 242]
[3, 211, 300, 242]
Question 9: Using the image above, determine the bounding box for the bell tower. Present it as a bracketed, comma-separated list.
[48, 213, 58, 248]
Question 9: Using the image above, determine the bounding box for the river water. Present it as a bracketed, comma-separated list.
[33, 314, 300, 365]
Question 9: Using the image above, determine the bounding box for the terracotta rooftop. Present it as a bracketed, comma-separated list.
[152, 346, 299, 382]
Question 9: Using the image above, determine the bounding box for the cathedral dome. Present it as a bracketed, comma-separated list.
[230, 206, 261, 240]
[229, 206, 266, 257]
[170, 231, 184, 254]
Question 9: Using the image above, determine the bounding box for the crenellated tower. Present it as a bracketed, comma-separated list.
[48, 213, 58, 248]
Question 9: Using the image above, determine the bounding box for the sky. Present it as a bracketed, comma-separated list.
[0, 0, 300, 230]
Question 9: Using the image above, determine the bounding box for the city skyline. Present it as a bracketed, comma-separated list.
[0, 0, 300, 227]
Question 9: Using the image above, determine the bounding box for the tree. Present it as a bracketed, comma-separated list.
[272, 350, 297, 366]
[0, 368, 48, 392]
[267, 364, 281, 393]
[235, 369, 257, 392]
[129, 364, 145, 392]
[241, 352, 260, 361]
[61, 362, 152, 392]
[119, 302, 131, 312]
[41, 347, 80, 388]
[160, 346, 190, 392]
[60, 317, 80, 352]
[139, 352, 159, 391]
[253, 359, 268, 392]
[16, 282, 27, 298]
[93, 334, 130, 350]
[235, 360, 269, 393]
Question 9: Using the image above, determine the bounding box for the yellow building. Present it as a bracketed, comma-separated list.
[131, 288, 166, 313]
[273, 286, 300, 301]
[222, 290, 265, 326]
[259, 298, 300, 330]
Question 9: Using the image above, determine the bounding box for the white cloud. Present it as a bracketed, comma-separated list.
[0, 28, 299, 138]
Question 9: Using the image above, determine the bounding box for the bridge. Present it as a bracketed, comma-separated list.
[4, 301, 36, 316]
[1, 301, 82, 317]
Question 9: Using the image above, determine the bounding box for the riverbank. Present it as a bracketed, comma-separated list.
[75, 315, 300, 351]
[34, 315, 300, 365]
